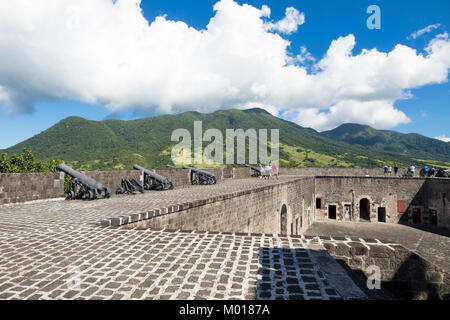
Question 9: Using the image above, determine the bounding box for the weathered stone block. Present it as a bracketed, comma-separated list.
[334, 243, 351, 256]
[348, 242, 368, 256]
[368, 245, 393, 258]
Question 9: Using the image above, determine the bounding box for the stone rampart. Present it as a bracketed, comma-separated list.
[0, 172, 64, 205]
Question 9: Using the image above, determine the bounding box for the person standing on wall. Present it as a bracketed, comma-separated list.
[271, 161, 279, 179]
[430, 167, 436, 176]
[409, 165, 415, 177]
[394, 166, 399, 176]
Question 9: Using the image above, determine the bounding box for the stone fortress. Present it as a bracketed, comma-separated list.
[0, 167, 449, 300]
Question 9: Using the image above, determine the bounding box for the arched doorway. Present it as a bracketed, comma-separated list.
[360, 198, 370, 221]
[280, 204, 287, 234]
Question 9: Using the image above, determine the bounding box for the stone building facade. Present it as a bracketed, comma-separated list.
[314, 176, 450, 229]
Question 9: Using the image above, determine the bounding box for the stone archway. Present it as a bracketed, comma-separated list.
[360, 198, 370, 221]
[280, 204, 287, 235]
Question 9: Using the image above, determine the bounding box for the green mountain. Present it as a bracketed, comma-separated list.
[322, 123, 450, 167]
[1, 109, 449, 170]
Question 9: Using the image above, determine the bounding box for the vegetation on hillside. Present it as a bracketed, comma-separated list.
[1, 109, 449, 171]
[322, 123, 450, 165]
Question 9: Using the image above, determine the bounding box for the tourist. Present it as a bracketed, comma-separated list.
[383, 165, 388, 175]
[264, 163, 272, 179]
[388, 166, 392, 175]
[430, 167, 436, 176]
[271, 161, 279, 179]
[423, 166, 429, 177]
[394, 166, 399, 176]
[344, 207, 350, 221]
[409, 165, 415, 177]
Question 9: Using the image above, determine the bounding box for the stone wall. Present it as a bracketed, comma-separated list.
[423, 179, 450, 229]
[281, 167, 410, 177]
[83, 170, 142, 194]
[122, 177, 316, 234]
[314, 176, 450, 229]
[0, 172, 64, 205]
[323, 240, 449, 299]
[154, 168, 191, 187]
[233, 167, 253, 179]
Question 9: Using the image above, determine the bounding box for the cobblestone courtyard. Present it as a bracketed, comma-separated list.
[0, 178, 367, 300]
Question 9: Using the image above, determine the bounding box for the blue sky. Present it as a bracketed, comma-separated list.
[0, 0, 449, 149]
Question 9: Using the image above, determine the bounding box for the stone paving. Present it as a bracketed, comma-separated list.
[0, 176, 300, 230]
[0, 227, 364, 300]
[0, 177, 367, 300]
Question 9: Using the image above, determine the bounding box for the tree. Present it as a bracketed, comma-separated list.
[0, 148, 63, 173]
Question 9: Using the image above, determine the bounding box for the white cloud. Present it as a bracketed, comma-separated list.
[435, 134, 450, 142]
[290, 100, 411, 131]
[409, 24, 441, 39]
[265, 7, 305, 35]
[0, 0, 449, 132]
[295, 46, 316, 64]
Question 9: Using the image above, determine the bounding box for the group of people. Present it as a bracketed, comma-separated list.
[407, 165, 437, 177]
[259, 161, 279, 179]
[419, 165, 436, 177]
[383, 165, 399, 175]
[383, 165, 437, 177]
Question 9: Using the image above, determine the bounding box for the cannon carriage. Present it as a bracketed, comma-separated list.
[183, 166, 217, 185]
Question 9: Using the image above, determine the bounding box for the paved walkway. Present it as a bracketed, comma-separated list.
[0, 178, 365, 300]
[0, 176, 299, 229]
[305, 221, 450, 272]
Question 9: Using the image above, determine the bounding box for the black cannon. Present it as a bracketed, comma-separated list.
[133, 164, 174, 190]
[183, 166, 217, 185]
[244, 164, 262, 177]
[57, 164, 111, 200]
[436, 168, 450, 178]
[116, 178, 144, 195]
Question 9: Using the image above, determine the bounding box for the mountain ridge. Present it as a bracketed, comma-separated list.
[1, 108, 449, 170]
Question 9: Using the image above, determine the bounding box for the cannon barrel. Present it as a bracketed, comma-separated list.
[133, 164, 174, 190]
[133, 164, 170, 183]
[57, 164, 105, 190]
[57, 164, 110, 200]
[244, 164, 262, 177]
[244, 164, 261, 172]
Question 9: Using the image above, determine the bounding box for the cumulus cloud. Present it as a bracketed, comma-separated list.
[0, 0, 449, 131]
[435, 134, 450, 142]
[265, 7, 305, 34]
[290, 100, 411, 130]
[409, 24, 441, 39]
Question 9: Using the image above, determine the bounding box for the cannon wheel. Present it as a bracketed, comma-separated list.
[116, 187, 125, 195]
[169, 182, 174, 190]
[66, 190, 75, 200]
[87, 190, 95, 201]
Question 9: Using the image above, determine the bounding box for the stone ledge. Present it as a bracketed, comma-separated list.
[98, 177, 305, 228]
